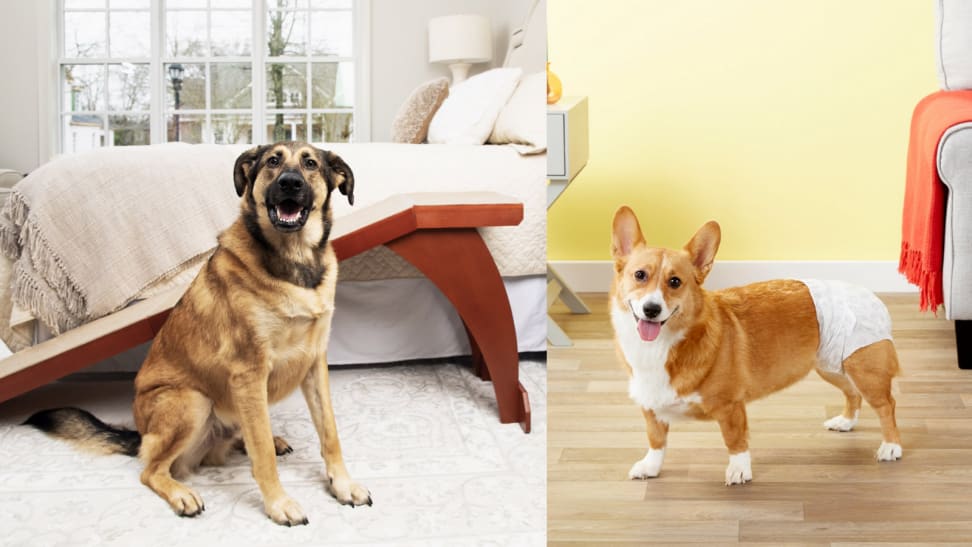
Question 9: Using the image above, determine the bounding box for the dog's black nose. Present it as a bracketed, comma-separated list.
[277, 172, 304, 193]
[643, 302, 662, 319]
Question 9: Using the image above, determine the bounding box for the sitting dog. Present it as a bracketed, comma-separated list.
[26, 142, 370, 525]
[610, 206, 902, 485]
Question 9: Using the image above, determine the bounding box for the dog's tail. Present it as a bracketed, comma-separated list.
[23, 407, 141, 457]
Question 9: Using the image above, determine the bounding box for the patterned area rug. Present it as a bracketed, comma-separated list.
[0, 360, 546, 547]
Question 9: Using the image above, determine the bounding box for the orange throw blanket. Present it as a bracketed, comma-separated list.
[900, 90, 972, 312]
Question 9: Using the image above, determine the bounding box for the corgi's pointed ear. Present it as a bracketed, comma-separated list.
[612, 206, 646, 261]
[685, 220, 721, 283]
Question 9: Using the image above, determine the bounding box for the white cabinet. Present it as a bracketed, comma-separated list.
[546, 96, 589, 181]
[546, 96, 591, 346]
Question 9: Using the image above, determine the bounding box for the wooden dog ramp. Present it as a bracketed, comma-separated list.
[0, 192, 531, 433]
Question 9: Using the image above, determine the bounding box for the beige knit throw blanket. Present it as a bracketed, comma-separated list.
[0, 144, 242, 336]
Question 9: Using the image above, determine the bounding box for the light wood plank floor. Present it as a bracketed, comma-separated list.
[548, 292, 972, 545]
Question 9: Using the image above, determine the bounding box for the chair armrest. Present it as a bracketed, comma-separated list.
[939, 121, 972, 319]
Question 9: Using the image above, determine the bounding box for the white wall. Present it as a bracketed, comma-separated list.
[368, 0, 544, 141]
[0, 1, 43, 174]
[0, 0, 546, 171]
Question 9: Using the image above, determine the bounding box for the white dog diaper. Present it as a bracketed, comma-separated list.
[799, 279, 893, 373]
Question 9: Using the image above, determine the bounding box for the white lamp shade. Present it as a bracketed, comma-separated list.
[428, 14, 493, 64]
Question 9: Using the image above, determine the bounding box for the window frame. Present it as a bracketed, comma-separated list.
[48, 0, 370, 156]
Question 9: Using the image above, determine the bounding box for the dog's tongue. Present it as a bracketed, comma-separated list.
[637, 319, 662, 342]
[276, 201, 302, 222]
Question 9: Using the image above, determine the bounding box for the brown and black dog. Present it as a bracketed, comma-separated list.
[25, 142, 370, 526]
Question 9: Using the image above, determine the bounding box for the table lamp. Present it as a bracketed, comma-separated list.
[428, 14, 493, 85]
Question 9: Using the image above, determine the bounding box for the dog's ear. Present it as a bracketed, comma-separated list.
[320, 150, 355, 206]
[684, 220, 721, 283]
[611, 206, 646, 264]
[233, 145, 270, 197]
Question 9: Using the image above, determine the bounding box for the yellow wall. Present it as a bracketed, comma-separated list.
[547, 0, 937, 261]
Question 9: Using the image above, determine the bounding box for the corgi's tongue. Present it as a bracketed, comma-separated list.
[637, 319, 662, 342]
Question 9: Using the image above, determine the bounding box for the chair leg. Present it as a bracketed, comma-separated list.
[386, 228, 530, 433]
[958, 320, 971, 370]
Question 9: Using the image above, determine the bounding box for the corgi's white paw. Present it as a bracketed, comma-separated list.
[628, 448, 665, 479]
[823, 411, 859, 432]
[876, 442, 902, 462]
[725, 451, 752, 486]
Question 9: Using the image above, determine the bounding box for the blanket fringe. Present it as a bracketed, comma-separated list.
[10, 260, 82, 336]
[0, 190, 29, 260]
[898, 242, 942, 314]
[20, 218, 87, 317]
[0, 189, 88, 334]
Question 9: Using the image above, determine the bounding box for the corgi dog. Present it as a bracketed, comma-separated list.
[610, 206, 902, 486]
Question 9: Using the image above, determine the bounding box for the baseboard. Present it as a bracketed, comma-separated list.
[549, 260, 918, 293]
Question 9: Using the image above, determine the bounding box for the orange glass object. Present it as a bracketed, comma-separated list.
[547, 62, 562, 104]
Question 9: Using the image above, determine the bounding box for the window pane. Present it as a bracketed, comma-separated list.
[212, 114, 253, 144]
[266, 63, 307, 108]
[271, 0, 309, 9]
[108, 63, 150, 111]
[211, 11, 252, 56]
[310, 0, 351, 8]
[110, 0, 150, 8]
[311, 62, 352, 108]
[63, 65, 106, 112]
[309, 10, 351, 57]
[212, 63, 253, 109]
[211, 0, 251, 8]
[167, 113, 204, 143]
[65, 0, 105, 9]
[63, 114, 105, 153]
[166, 10, 208, 57]
[312, 112, 352, 143]
[108, 11, 150, 58]
[167, 0, 207, 7]
[165, 63, 205, 110]
[109, 114, 150, 146]
[266, 113, 307, 142]
[267, 10, 307, 57]
[64, 12, 106, 58]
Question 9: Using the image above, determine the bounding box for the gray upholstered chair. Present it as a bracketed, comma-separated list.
[934, 0, 972, 368]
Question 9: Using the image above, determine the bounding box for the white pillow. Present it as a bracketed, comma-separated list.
[937, 0, 972, 90]
[428, 67, 522, 145]
[488, 70, 546, 154]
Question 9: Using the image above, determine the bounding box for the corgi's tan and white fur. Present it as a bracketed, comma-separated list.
[610, 207, 902, 486]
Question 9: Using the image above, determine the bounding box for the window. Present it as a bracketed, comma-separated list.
[57, 0, 365, 154]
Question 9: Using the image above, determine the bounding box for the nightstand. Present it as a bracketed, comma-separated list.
[547, 96, 589, 206]
[547, 96, 590, 347]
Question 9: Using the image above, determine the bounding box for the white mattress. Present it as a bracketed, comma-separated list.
[76, 275, 546, 372]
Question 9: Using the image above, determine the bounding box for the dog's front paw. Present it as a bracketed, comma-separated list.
[823, 411, 858, 432]
[725, 451, 752, 486]
[168, 484, 205, 517]
[628, 448, 665, 480]
[876, 441, 902, 462]
[265, 495, 309, 526]
[328, 475, 372, 507]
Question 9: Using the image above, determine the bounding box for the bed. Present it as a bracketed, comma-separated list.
[0, 142, 545, 360]
[0, 1, 547, 428]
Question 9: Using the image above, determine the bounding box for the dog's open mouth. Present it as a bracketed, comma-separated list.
[267, 199, 310, 231]
[630, 305, 679, 342]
